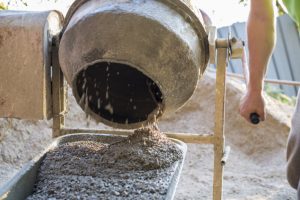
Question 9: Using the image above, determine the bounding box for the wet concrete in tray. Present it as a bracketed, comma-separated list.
[27, 127, 183, 200]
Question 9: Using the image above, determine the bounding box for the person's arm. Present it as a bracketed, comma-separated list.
[239, 0, 276, 123]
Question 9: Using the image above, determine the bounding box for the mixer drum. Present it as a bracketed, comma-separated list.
[59, 0, 209, 129]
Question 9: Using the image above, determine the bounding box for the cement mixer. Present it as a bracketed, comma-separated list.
[59, 0, 209, 129]
[0, 0, 246, 199]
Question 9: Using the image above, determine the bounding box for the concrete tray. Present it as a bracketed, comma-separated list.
[0, 133, 186, 200]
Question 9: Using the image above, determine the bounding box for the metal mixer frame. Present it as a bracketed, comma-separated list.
[51, 26, 244, 200]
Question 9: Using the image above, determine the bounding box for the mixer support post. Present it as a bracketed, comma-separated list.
[52, 36, 66, 138]
[212, 45, 227, 200]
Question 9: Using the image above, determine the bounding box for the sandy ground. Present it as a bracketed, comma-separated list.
[0, 71, 297, 199]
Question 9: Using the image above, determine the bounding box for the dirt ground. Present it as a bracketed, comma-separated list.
[0, 71, 297, 199]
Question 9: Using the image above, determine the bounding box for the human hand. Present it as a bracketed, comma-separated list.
[239, 89, 266, 124]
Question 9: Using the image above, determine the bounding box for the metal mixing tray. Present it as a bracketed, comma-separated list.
[0, 133, 187, 200]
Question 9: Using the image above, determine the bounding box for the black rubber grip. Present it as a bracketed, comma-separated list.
[250, 113, 260, 124]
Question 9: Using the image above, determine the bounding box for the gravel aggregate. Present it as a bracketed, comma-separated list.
[27, 127, 183, 200]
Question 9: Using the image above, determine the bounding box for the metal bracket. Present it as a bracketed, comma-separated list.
[229, 37, 244, 59]
[208, 26, 217, 64]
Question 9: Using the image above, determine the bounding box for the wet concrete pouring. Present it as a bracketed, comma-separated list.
[27, 127, 183, 200]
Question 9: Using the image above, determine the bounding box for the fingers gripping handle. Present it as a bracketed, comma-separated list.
[241, 47, 260, 125]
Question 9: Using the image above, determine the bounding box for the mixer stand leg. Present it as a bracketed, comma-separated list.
[51, 36, 66, 138]
[213, 47, 227, 200]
